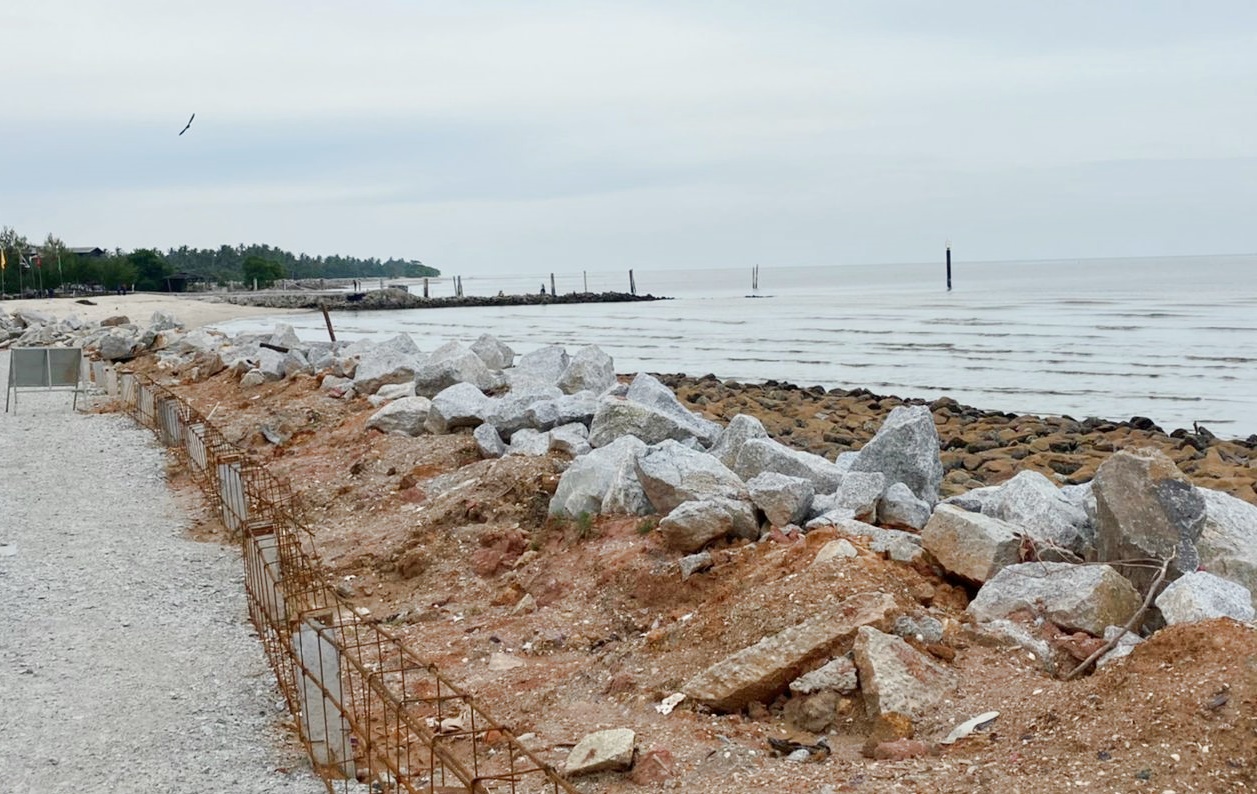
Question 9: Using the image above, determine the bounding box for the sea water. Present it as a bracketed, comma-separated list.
[211, 254, 1257, 438]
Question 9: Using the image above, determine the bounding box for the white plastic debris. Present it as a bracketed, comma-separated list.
[655, 692, 687, 715]
[940, 711, 1000, 745]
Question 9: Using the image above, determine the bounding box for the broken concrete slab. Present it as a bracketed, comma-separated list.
[682, 592, 896, 712]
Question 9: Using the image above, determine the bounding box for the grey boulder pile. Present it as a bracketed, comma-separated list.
[25, 314, 1257, 637]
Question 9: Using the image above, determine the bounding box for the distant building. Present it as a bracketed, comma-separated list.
[68, 246, 107, 258]
[163, 272, 205, 293]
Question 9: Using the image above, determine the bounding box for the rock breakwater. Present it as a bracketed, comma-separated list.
[222, 287, 667, 312]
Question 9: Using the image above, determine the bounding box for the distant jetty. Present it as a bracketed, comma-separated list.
[222, 287, 669, 312]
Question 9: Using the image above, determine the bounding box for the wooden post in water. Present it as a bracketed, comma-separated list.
[423, 278, 429, 298]
[319, 303, 336, 342]
[583, 270, 588, 293]
[550, 272, 556, 297]
[946, 243, 952, 291]
[629, 269, 636, 296]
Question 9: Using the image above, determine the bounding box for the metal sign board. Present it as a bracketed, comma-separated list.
[5, 347, 84, 413]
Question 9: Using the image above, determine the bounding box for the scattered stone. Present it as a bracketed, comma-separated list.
[870, 738, 932, 761]
[628, 746, 675, 786]
[548, 422, 592, 457]
[351, 333, 425, 394]
[852, 626, 957, 719]
[1095, 625, 1143, 668]
[470, 333, 514, 370]
[892, 615, 944, 645]
[588, 397, 714, 448]
[878, 482, 933, 530]
[658, 498, 758, 553]
[473, 423, 506, 458]
[425, 383, 490, 434]
[1155, 571, 1255, 625]
[811, 539, 859, 566]
[1093, 447, 1205, 589]
[849, 405, 943, 503]
[969, 618, 1058, 674]
[96, 329, 140, 361]
[709, 414, 770, 470]
[982, 470, 1092, 557]
[483, 386, 564, 439]
[746, 472, 814, 528]
[511, 593, 537, 615]
[624, 373, 722, 447]
[809, 517, 925, 565]
[375, 381, 417, 401]
[635, 440, 747, 514]
[860, 712, 916, 759]
[1196, 488, 1257, 610]
[682, 591, 896, 712]
[564, 728, 636, 777]
[508, 345, 570, 389]
[267, 322, 301, 349]
[733, 437, 845, 493]
[828, 470, 886, 523]
[506, 428, 551, 456]
[679, 551, 714, 580]
[789, 656, 858, 695]
[921, 504, 1023, 584]
[415, 343, 504, 396]
[557, 344, 616, 395]
[320, 374, 353, 395]
[968, 562, 1143, 636]
[488, 653, 525, 671]
[783, 690, 842, 733]
[532, 390, 599, 430]
[549, 436, 649, 518]
[365, 396, 432, 436]
[941, 486, 998, 513]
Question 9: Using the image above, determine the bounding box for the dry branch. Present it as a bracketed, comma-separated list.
[1063, 553, 1175, 681]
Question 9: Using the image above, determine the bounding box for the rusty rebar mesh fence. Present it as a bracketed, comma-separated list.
[113, 371, 577, 794]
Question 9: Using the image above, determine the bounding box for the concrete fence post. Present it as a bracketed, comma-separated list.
[217, 459, 247, 533]
[294, 617, 355, 778]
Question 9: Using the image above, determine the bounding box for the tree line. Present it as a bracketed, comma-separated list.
[0, 227, 439, 295]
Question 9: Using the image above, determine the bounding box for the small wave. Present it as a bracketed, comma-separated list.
[1184, 354, 1257, 363]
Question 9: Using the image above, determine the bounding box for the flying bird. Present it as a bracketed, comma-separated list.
[179, 113, 195, 136]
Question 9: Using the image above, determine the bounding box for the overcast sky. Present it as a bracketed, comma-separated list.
[2, 1, 1254, 274]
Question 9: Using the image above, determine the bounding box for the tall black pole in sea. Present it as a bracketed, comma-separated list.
[946, 243, 952, 291]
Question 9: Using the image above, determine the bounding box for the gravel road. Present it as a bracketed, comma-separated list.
[0, 352, 325, 793]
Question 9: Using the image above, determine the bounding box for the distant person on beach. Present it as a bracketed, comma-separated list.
[540, 284, 546, 295]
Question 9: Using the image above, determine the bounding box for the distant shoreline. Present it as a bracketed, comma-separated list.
[0, 292, 303, 329]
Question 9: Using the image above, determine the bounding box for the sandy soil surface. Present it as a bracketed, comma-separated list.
[125, 359, 1256, 794]
[0, 292, 304, 329]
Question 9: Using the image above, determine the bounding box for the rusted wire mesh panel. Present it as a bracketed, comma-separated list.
[119, 372, 138, 409]
[156, 395, 182, 446]
[116, 374, 577, 794]
[136, 382, 158, 428]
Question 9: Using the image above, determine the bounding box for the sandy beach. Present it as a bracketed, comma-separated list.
[0, 293, 304, 330]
